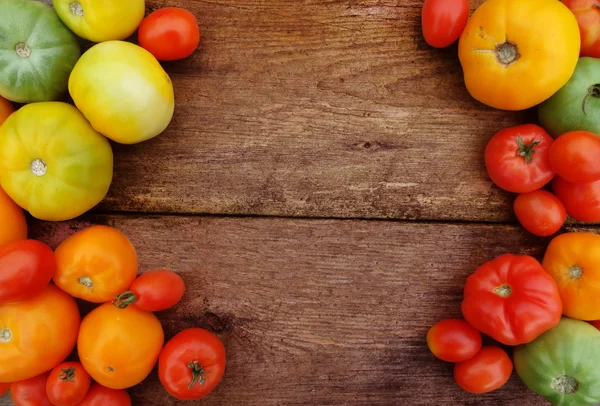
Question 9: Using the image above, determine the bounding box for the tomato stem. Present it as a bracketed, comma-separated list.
[59, 367, 76, 383]
[516, 136, 540, 164]
[582, 85, 600, 115]
[0, 328, 11, 343]
[552, 376, 578, 394]
[493, 284, 512, 297]
[569, 265, 583, 280]
[70, 2, 84, 16]
[495, 41, 520, 67]
[77, 276, 94, 290]
[188, 360, 208, 389]
[112, 291, 138, 309]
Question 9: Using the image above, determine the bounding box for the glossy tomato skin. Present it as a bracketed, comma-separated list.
[549, 131, 600, 184]
[159, 328, 226, 400]
[46, 362, 91, 406]
[0, 382, 9, 395]
[11, 372, 52, 406]
[54, 225, 138, 303]
[454, 347, 512, 394]
[0, 186, 27, 249]
[563, 0, 600, 58]
[553, 176, 600, 222]
[421, 0, 469, 49]
[0, 240, 55, 304]
[485, 124, 555, 193]
[76, 383, 131, 406]
[0, 284, 80, 383]
[462, 254, 562, 346]
[115, 269, 186, 312]
[513, 190, 566, 237]
[138, 7, 201, 61]
[427, 319, 482, 363]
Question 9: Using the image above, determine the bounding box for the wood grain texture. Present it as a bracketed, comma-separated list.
[84, 0, 533, 221]
[3, 215, 584, 406]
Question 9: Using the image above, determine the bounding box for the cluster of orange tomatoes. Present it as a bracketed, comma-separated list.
[0, 202, 226, 405]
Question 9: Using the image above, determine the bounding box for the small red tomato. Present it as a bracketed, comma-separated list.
[454, 346, 513, 394]
[592, 320, 600, 330]
[553, 176, 600, 222]
[549, 130, 600, 184]
[485, 124, 555, 194]
[46, 362, 91, 406]
[158, 328, 226, 400]
[427, 319, 482, 363]
[11, 372, 52, 406]
[514, 190, 566, 237]
[0, 382, 9, 395]
[0, 240, 56, 304]
[422, 0, 470, 48]
[563, 0, 600, 58]
[76, 383, 131, 406]
[138, 7, 200, 61]
[113, 269, 185, 312]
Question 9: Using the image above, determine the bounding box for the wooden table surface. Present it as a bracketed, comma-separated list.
[2, 0, 581, 405]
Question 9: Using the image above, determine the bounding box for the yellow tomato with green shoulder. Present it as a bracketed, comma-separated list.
[0, 102, 114, 221]
[52, 0, 145, 42]
[69, 41, 175, 145]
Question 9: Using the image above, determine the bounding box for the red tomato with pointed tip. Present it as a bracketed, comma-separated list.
[11, 373, 52, 406]
[422, 0, 470, 48]
[553, 176, 600, 222]
[549, 130, 600, 184]
[76, 383, 131, 406]
[427, 318, 482, 362]
[563, 0, 600, 58]
[454, 346, 513, 394]
[113, 269, 185, 312]
[46, 362, 91, 406]
[514, 190, 566, 237]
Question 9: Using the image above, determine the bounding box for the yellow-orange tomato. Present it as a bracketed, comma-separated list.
[0, 186, 27, 247]
[458, 0, 580, 111]
[0, 284, 80, 383]
[53, 225, 138, 303]
[542, 232, 600, 320]
[78, 303, 164, 389]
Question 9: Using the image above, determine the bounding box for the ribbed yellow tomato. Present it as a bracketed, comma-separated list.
[52, 0, 145, 42]
[458, 0, 581, 111]
[69, 41, 175, 145]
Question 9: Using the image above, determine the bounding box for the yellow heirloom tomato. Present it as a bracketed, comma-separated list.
[69, 41, 175, 145]
[52, 0, 145, 43]
[0, 102, 113, 221]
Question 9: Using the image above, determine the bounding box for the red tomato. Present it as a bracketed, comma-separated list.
[76, 383, 131, 406]
[158, 328, 226, 400]
[0, 240, 55, 304]
[427, 318, 482, 363]
[46, 362, 91, 406]
[592, 320, 600, 330]
[454, 346, 513, 394]
[485, 124, 555, 193]
[563, 0, 600, 58]
[553, 176, 600, 222]
[549, 130, 600, 184]
[11, 372, 52, 406]
[138, 7, 200, 61]
[514, 190, 566, 237]
[113, 269, 185, 312]
[422, 0, 470, 48]
[0, 382, 9, 395]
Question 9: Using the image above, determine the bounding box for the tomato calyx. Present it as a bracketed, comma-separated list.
[112, 291, 138, 309]
[495, 41, 520, 67]
[552, 375, 579, 395]
[59, 367, 76, 383]
[569, 265, 583, 280]
[31, 158, 47, 176]
[516, 136, 540, 163]
[582, 85, 600, 115]
[0, 327, 12, 343]
[15, 42, 31, 59]
[493, 284, 512, 297]
[188, 360, 208, 389]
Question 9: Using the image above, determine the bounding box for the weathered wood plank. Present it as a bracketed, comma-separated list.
[4, 215, 583, 405]
[80, 0, 531, 221]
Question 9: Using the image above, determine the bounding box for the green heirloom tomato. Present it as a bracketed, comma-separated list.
[0, 102, 113, 221]
[0, 0, 81, 103]
[514, 318, 600, 406]
[539, 57, 600, 137]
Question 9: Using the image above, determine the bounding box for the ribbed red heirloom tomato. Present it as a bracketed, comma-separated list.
[427, 318, 482, 363]
[514, 190, 566, 237]
[46, 362, 91, 406]
[11, 372, 53, 406]
[76, 383, 131, 406]
[563, 0, 600, 58]
[421, 0, 470, 48]
[549, 130, 600, 184]
[454, 347, 513, 394]
[553, 177, 600, 222]
[113, 269, 185, 312]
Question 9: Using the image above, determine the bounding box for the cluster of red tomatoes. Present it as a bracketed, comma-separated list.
[0, 225, 226, 405]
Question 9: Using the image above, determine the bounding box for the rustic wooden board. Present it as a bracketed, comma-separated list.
[85, 0, 534, 222]
[3, 215, 582, 405]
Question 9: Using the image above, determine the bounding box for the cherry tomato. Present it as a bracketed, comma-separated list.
[0, 382, 9, 395]
[11, 372, 52, 406]
[76, 383, 131, 406]
[514, 190, 566, 237]
[113, 269, 185, 312]
[454, 346, 513, 394]
[563, 0, 600, 58]
[549, 131, 600, 184]
[427, 318, 482, 363]
[422, 0, 470, 48]
[485, 124, 555, 193]
[553, 176, 600, 222]
[0, 240, 55, 304]
[158, 328, 226, 400]
[138, 7, 200, 61]
[46, 362, 91, 406]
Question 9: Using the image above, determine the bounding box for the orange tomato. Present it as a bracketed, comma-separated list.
[53, 225, 138, 303]
[0, 186, 27, 247]
[458, 0, 580, 110]
[0, 284, 80, 383]
[542, 232, 600, 320]
[0, 96, 14, 125]
[78, 303, 164, 389]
